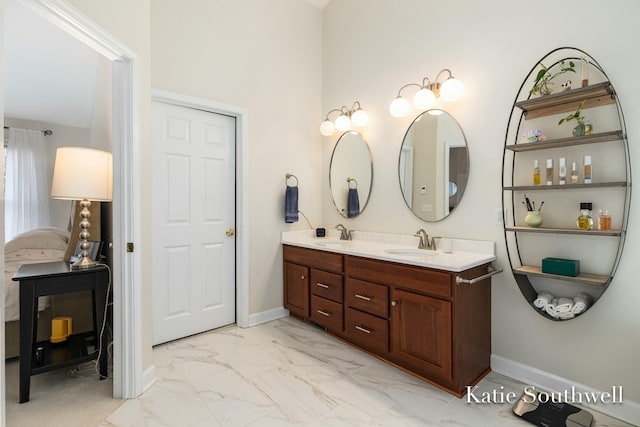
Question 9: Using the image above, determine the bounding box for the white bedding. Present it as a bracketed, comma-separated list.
[4, 227, 70, 322]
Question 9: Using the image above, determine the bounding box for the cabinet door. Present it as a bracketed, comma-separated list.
[391, 289, 452, 380]
[284, 262, 309, 317]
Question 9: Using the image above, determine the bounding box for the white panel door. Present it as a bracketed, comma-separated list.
[151, 101, 235, 345]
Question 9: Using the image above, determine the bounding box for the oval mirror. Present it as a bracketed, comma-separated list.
[329, 131, 373, 218]
[398, 109, 469, 221]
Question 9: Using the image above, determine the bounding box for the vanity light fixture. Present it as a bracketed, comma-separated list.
[319, 101, 368, 136]
[389, 69, 464, 118]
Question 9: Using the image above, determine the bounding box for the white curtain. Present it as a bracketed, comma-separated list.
[5, 128, 52, 242]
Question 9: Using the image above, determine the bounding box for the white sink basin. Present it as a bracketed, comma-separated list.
[384, 248, 437, 257]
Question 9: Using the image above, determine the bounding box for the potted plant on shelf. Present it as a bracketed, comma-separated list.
[558, 100, 586, 136]
[530, 60, 576, 96]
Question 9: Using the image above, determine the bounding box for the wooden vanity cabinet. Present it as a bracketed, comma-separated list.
[283, 245, 491, 397]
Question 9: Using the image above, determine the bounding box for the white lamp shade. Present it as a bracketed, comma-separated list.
[351, 109, 369, 127]
[334, 114, 351, 132]
[320, 119, 336, 136]
[51, 147, 113, 201]
[440, 78, 464, 102]
[389, 97, 410, 118]
[413, 88, 436, 110]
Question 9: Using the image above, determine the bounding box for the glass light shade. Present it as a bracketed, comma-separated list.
[440, 77, 464, 102]
[413, 88, 436, 110]
[351, 109, 369, 127]
[389, 97, 410, 118]
[334, 114, 351, 132]
[320, 119, 336, 136]
[427, 108, 444, 116]
[51, 146, 113, 201]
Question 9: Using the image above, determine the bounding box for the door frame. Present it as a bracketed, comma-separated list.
[151, 89, 250, 330]
[1, 0, 143, 409]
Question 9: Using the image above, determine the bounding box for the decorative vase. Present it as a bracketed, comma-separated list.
[539, 80, 554, 96]
[525, 211, 543, 228]
[572, 123, 586, 137]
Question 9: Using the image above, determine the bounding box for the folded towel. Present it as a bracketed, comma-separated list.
[534, 292, 554, 309]
[347, 187, 360, 218]
[545, 298, 559, 318]
[572, 293, 592, 314]
[555, 297, 574, 313]
[285, 185, 299, 223]
[559, 311, 575, 320]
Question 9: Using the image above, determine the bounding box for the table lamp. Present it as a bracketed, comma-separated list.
[51, 147, 113, 270]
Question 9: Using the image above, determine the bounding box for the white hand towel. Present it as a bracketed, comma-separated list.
[555, 297, 574, 313]
[572, 293, 592, 314]
[545, 298, 559, 318]
[559, 311, 575, 320]
[534, 292, 554, 309]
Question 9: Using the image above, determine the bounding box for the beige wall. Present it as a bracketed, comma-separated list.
[323, 0, 640, 403]
[150, 0, 324, 315]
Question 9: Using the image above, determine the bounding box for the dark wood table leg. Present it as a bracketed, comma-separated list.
[19, 280, 36, 403]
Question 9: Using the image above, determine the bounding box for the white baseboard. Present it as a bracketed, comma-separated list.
[141, 364, 156, 394]
[492, 354, 640, 425]
[248, 307, 289, 327]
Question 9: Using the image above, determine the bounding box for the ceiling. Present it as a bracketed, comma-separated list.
[3, 0, 102, 128]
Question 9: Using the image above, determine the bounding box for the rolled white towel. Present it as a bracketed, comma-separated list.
[559, 311, 575, 320]
[555, 297, 574, 313]
[534, 292, 554, 309]
[545, 298, 560, 318]
[572, 293, 592, 314]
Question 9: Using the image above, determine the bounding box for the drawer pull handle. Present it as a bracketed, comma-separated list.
[355, 325, 371, 334]
[355, 294, 371, 301]
[316, 310, 330, 317]
[316, 283, 329, 289]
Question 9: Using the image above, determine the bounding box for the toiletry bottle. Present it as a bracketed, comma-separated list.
[584, 155, 592, 184]
[577, 202, 593, 230]
[533, 160, 541, 185]
[598, 210, 611, 231]
[570, 162, 579, 184]
[546, 159, 553, 185]
[558, 158, 567, 185]
[584, 121, 592, 135]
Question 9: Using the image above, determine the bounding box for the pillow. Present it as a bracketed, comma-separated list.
[5, 227, 70, 253]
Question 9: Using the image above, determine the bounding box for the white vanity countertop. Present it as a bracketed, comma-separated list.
[281, 230, 496, 272]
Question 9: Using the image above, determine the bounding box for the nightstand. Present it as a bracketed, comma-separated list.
[12, 261, 110, 403]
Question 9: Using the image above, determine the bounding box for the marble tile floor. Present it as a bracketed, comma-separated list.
[5, 317, 633, 426]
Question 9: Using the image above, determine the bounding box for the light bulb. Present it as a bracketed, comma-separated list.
[413, 88, 436, 110]
[334, 114, 351, 132]
[427, 109, 444, 116]
[351, 109, 368, 127]
[389, 97, 410, 118]
[440, 77, 464, 102]
[319, 119, 336, 136]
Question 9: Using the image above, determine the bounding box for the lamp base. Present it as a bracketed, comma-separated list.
[71, 255, 99, 270]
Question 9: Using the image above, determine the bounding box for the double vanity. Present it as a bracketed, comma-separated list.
[282, 229, 497, 397]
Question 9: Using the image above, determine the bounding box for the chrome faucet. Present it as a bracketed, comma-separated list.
[414, 229, 433, 250]
[335, 224, 351, 240]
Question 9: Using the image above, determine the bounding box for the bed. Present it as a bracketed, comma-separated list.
[4, 227, 94, 359]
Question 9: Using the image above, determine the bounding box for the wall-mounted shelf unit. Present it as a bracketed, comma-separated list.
[502, 48, 631, 321]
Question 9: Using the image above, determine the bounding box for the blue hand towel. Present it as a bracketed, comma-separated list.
[285, 185, 299, 223]
[347, 187, 360, 217]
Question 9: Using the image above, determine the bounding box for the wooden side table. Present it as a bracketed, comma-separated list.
[12, 261, 109, 403]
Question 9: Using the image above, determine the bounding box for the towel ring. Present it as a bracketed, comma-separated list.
[347, 177, 358, 189]
[286, 173, 298, 186]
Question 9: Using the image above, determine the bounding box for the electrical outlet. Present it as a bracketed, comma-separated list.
[495, 208, 506, 226]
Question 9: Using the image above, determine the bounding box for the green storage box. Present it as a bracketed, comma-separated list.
[541, 257, 580, 277]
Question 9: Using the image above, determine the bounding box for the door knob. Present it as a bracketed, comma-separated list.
[226, 229, 235, 237]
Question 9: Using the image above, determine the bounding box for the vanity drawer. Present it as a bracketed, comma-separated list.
[345, 278, 388, 318]
[345, 255, 452, 298]
[310, 269, 343, 303]
[284, 245, 343, 273]
[310, 295, 343, 332]
[345, 307, 389, 354]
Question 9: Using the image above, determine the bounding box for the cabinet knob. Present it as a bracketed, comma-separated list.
[391, 300, 397, 307]
[301, 275, 305, 280]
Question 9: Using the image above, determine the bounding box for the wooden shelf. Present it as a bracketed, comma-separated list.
[506, 130, 623, 152]
[512, 266, 609, 286]
[503, 181, 628, 191]
[515, 82, 616, 120]
[30, 332, 97, 375]
[505, 226, 622, 236]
